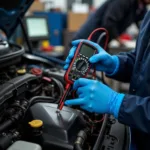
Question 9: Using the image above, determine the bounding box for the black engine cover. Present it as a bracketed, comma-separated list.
[27, 103, 86, 150]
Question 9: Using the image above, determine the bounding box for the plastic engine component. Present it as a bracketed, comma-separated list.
[0, 74, 37, 106]
[27, 103, 86, 150]
[0, 41, 9, 55]
[0, 43, 24, 69]
[7, 141, 42, 150]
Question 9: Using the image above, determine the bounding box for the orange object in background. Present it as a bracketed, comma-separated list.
[29, 1, 44, 13]
[68, 12, 89, 32]
[41, 46, 54, 52]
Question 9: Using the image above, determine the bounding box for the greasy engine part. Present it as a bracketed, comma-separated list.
[0, 73, 130, 150]
[74, 129, 89, 150]
[22, 54, 56, 68]
[0, 131, 20, 150]
[42, 77, 64, 99]
[0, 74, 41, 109]
[23, 103, 87, 150]
[0, 99, 29, 139]
[0, 97, 130, 150]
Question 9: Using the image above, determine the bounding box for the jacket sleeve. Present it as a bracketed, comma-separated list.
[135, 6, 147, 29]
[106, 11, 150, 82]
[101, 0, 132, 40]
[118, 94, 150, 134]
[106, 49, 136, 83]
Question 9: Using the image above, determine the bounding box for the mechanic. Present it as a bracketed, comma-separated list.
[64, 10, 150, 150]
[72, 0, 150, 45]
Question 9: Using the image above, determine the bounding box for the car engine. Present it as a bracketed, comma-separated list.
[0, 41, 130, 150]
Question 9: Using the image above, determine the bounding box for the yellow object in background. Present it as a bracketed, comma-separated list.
[17, 69, 26, 75]
[42, 40, 50, 48]
[29, 120, 43, 128]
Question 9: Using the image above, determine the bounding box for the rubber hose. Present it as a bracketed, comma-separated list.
[0, 120, 13, 133]
[93, 114, 109, 150]
[97, 32, 106, 47]
[29, 96, 58, 105]
[74, 129, 88, 150]
[74, 144, 82, 150]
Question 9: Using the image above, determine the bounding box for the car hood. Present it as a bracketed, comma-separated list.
[0, 0, 34, 38]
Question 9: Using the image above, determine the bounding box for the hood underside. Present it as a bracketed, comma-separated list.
[0, 0, 34, 38]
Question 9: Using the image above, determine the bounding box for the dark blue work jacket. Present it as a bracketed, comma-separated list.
[110, 11, 150, 150]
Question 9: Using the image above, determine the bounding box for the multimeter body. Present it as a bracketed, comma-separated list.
[65, 42, 97, 84]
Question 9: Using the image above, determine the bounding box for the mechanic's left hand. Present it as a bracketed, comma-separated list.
[65, 78, 125, 118]
[64, 40, 119, 75]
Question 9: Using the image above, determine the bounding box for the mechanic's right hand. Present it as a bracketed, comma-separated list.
[64, 40, 119, 75]
[65, 78, 125, 118]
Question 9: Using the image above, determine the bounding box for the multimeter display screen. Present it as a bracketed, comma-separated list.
[80, 44, 95, 57]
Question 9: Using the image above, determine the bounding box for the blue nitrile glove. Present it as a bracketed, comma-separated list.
[65, 78, 125, 118]
[64, 40, 120, 75]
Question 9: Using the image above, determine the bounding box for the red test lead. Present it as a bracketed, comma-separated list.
[57, 84, 71, 110]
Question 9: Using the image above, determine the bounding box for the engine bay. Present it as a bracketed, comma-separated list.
[0, 42, 130, 150]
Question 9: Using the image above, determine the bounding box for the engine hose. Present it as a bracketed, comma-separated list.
[23, 96, 59, 117]
[97, 32, 106, 48]
[74, 129, 89, 150]
[0, 110, 25, 133]
[0, 97, 57, 133]
[0, 131, 19, 150]
[29, 96, 58, 106]
[74, 144, 82, 150]
[51, 77, 64, 98]
[0, 100, 29, 133]
[0, 120, 13, 133]
[93, 114, 109, 150]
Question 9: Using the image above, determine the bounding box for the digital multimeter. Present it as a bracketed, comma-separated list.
[65, 42, 97, 84]
[57, 42, 97, 110]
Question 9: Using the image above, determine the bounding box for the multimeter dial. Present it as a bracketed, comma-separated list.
[75, 58, 89, 72]
[68, 55, 90, 81]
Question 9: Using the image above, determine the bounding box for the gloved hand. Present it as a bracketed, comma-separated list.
[64, 40, 120, 75]
[65, 78, 125, 118]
